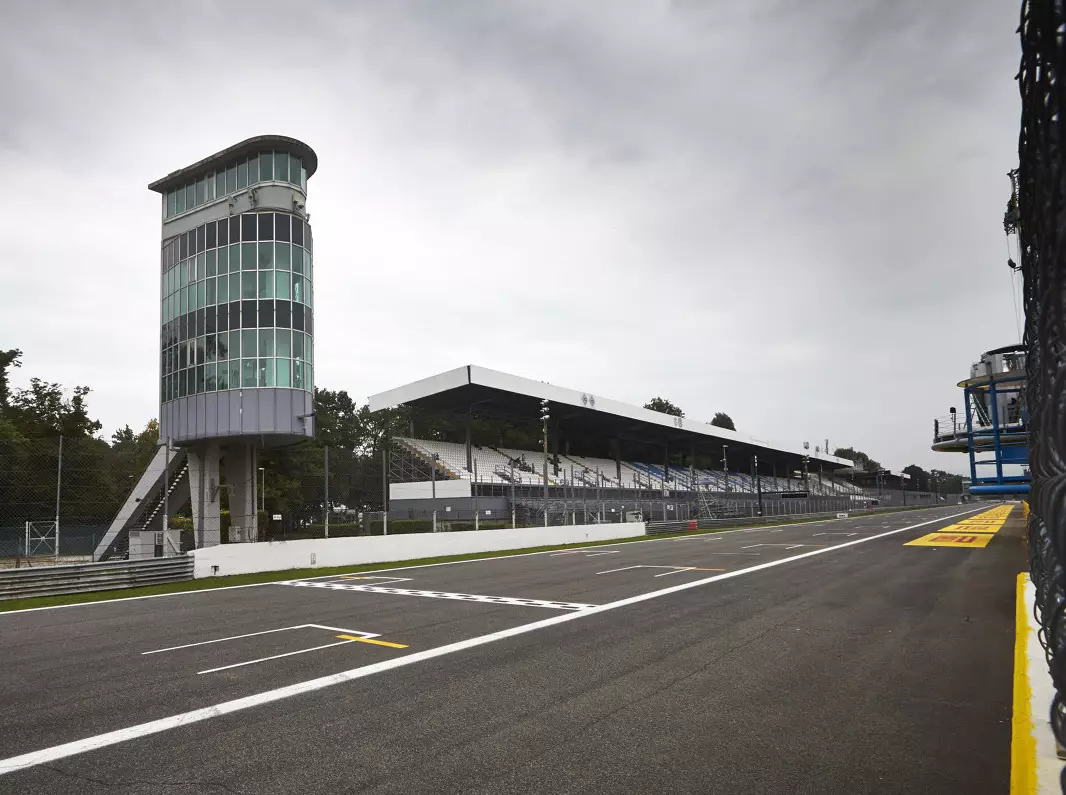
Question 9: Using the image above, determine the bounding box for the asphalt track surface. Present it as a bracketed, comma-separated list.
[0, 505, 1024, 794]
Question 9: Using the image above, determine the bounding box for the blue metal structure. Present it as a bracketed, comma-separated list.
[931, 344, 1029, 496]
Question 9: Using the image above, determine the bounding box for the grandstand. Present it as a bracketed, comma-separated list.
[370, 366, 880, 523]
[392, 437, 867, 497]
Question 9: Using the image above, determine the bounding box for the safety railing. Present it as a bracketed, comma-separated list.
[0, 556, 193, 600]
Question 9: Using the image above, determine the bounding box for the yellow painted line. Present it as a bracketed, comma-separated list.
[905, 533, 992, 548]
[336, 634, 408, 649]
[1011, 572, 1036, 795]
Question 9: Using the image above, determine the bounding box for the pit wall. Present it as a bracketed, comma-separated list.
[190, 522, 645, 578]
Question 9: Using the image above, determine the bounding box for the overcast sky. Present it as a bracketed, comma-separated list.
[0, 0, 1021, 473]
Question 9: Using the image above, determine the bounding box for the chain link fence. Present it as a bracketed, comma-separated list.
[0, 436, 157, 566]
[1017, 0, 1066, 788]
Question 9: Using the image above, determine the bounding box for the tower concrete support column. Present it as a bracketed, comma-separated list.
[187, 442, 222, 548]
[227, 443, 258, 543]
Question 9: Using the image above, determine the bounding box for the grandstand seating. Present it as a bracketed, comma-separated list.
[394, 438, 871, 496]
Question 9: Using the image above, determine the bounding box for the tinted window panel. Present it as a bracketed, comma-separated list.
[292, 302, 304, 331]
[206, 221, 217, 249]
[229, 216, 240, 243]
[241, 300, 257, 329]
[276, 299, 291, 328]
[258, 212, 273, 241]
[275, 213, 290, 242]
[258, 299, 275, 327]
[229, 301, 240, 330]
[241, 214, 257, 241]
[260, 152, 273, 180]
[292, 218, 303, 246]
[217, 218, 228, 247]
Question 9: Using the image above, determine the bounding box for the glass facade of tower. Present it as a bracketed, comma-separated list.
[159, 209, 314, 404]
[161, 149, 307, 220]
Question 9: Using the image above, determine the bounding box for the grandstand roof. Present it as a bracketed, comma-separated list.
[368, 365, 854, 470]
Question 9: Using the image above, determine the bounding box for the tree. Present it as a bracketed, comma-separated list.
[7, 379, 102, 438]
[644, 397, 684, 417]
[901, 464, 930, 491]
[833, 446, 882, 474]
[710, 412, 735, 431]
[0, 348, 21, 409]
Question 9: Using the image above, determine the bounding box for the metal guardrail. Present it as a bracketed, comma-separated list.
[645, 505, 952, 536]
[0, 556, 193, 600]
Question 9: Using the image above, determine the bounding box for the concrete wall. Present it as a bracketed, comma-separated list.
[191, 522, 645, 578]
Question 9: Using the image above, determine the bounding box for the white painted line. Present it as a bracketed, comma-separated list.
[741, 544, 762, 549]
[653, 568, 695, 577]
[785, 545, 803, 550]
[0, 506, 969, 616]
[703, 552, 761, 556]
[595, 566, 645, 575]
[142, 624, 374, 655]
[198, 639, 359, 675]
[585, 551, 619, 557]
[332, 576, 411, 585]
[277, 581, 596, 611]
[549, 551, 582, 556]
[0, 506, 981, 776]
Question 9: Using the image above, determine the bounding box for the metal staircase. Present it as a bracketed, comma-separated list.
[95, 445, 189, 561]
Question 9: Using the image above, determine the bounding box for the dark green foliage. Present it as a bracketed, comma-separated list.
[643, 397, 684, 417]
[710, 412, 735, 431]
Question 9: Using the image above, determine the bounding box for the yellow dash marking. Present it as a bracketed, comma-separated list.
[1011, 572, 1036, 795]
[336, 635, 408, 649]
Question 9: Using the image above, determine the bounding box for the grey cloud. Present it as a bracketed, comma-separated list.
[0, 0, 1021, 473]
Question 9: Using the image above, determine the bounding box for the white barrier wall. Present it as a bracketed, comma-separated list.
[191, 522, 646, 578]
[389, 480, 471, 500]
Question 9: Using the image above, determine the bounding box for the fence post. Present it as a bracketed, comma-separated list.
[163, 437, 170, 549]
[382, 446, 389, 536]
[474, 459, 480, 531]
[54, 432, 62, 558]
[324, 445, 330, 539]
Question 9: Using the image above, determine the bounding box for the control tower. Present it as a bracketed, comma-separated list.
[96, 136, 318, 559]
[931, 344, 1029, 497]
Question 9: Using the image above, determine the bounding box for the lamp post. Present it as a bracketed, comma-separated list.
[431, 453, 439, 532]
[753, 453, 763, 516]
[258, 467, 265, 514]
[540, 399, 550, 527]
[721, 444, 729, 493]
